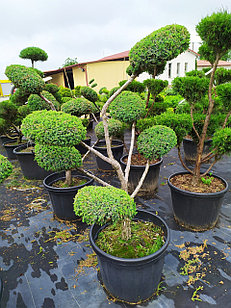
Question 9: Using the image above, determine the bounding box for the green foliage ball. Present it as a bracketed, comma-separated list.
[21, 110, 86, 146]
[19, 47, 48, 62]
[81, 86, 98, 103]
[34, 144, 82, 172]
[118, 80, 145, 93]
[129, 24, 190, 76]
[212, 127, 231, 156]
[28, 91, 59, 112]
[61, 98, 94, 116]
[0, 155, 13, 183]
[95, 119, 125, 140]
[73, 186, 137, 226]
[5, 65, 45, 95]
[137, 125, 177, 160]
[110, 91, 146, 124]
[215, 68, 231, 85]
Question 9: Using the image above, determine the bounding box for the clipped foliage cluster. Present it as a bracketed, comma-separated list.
[81, 86, 98, 103]
[212, 127, 231, 156]
[73, 186, 137, 226]
[28, 91, 60, 112]
[216, 83, 231, 110]
[196, 10, 231, 59]
[99, 87, 109, 95]
[215, 68, 231, 85]
[21, 110, 86, 146]
[172, 76, 209, 104]
[10, 88, 29, 106]
[58, 86, 72, 98]
[74, 85, 82, 97]
[5, 65, 45, 95]
[143, 79, 168, 97]
[186, 70, 205, 78]
[137, 125, 177, 160]
[109, 87, 120, 97]
[198, 42, 217, 64]
[61, 98, 95, 116]
[129, 24, 190, 76]
[34, 144, 82, 172]
[153, 112, 192, 145]
[61, 97, 72, 104]
[118, 80, 145, 93]
[95, 119, 125, 140]
[45, 83, 62, 103]
[19, 47, 48, 63]
[110, 91, 146, 124]
[0, 155, 13, 183]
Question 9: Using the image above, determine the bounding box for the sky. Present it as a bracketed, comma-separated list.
[1, 0, 230, 79]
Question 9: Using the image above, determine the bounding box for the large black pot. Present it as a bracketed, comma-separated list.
[3, 140, 26, 160]
[120, 154, 163, 196]
[43, 170, 94, 221]
[90, 209, 169, 304]
[183, 138, 212, 162]
[168, 172, 228, 231]
[74, 136, 91, 155]
[94, 140, 124, 171]
[13, 144, 52, 180]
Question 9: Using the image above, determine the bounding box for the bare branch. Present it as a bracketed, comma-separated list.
[201, 158, 218, 177]
[177, 146, 194, 174]
[39, 93, 56, 111]
[77, 168, 113, 187]
[82, 140, 97, 162]
[222, 110, 231, 129]
[131, 160, 150, 198]
[125, 122, 136, 182]
[90, 112, 99, 124]
[190, 107, 200, 141]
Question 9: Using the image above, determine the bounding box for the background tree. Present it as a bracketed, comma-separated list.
[19, 47, 48, 68]
[62, 57, 78, 67]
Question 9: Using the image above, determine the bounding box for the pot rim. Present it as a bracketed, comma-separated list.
[120, 154, 163, 168]
[168, 171, 228, 197]
[43, 170, 94, 192]
[90, 209, 169, 264]
[94, 139, 123, 149]
[13, 143, 35, 155]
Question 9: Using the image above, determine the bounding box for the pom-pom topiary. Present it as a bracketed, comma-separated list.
[95, 118, 125, 140]
[21, 110, 86, 146]
[110, 91, 146, 124]
[28, 91, 60, 111]
[61, 98, 95, 116]
[73, 186, 137, 226]
[0, 154, 13, 183]
[5, 65, 45, 95]
[80, 86, 98, 103]
[137, 125, 177, 160]
[19, 47, 48, 67]
[34, 144, 82, 172]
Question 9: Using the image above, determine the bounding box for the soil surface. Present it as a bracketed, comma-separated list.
[123, 153, 159, 166]
[52, 177, 88, 188]
[170, 173, 226, 193]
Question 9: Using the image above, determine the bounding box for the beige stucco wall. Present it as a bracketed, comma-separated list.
[48, 72, 65, 87]
[73, 61, 130, 92]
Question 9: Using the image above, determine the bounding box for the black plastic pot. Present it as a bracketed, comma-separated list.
[74, 136, 91, 155]
[3, 140, 26, 160]
[183, 138, 212, 162]
[120, 154, 163, 196]
[168, 172, 228, 231]
[90, 209, 169, 303]
[13, 144, 52, 180]
[43, 170, 94, 221]
[94, 140, 124, 171]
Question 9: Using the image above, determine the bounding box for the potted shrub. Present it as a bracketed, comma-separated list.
[73, 185, 170, 303]
[21, 110, 93, 220]
[0, 154, 13, 183]
[165, 11, 231, 231]
[94, 118, 125, 171]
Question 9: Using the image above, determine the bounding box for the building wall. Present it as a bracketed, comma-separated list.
[73, 61, 130, 92]
[48, 72, 65, 87]
[137, 51, 197, 84]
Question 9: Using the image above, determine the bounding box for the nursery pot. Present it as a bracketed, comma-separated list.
[74, 136, 91, 155]
[0, 134, 17, 145]
[3, 140, 26, 160]
[120, 154, 163, 196]
[13, 144, 52, 180]
[183, 138, 212, 162]
[43, 170, 94, 221]
[94, 140, 124, 171]
[90, 209, 169, 304]
[168, 172, 228, 231]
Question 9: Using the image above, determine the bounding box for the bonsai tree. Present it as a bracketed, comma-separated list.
[21, 110, 86, 186]
[0, 155, 13, 183]
[19, 47, 48, 68]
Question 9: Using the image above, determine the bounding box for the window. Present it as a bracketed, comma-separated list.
[184, 62, 188, 73]
[177, 63, 180, 76]
[168, 63, 172, 78]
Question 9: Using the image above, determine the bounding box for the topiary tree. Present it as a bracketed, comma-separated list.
[21, 110, 86, 186]
[61, 97, 95, 117]
[19, 47, 48, 68]
[0, 155, 13, 183]
[74, 186, 136, 240]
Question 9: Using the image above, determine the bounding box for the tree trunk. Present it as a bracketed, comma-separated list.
[39, 93, 56, 111]
[65, 170, 72, 186]
[121, 218, 131, 241]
